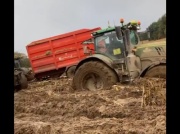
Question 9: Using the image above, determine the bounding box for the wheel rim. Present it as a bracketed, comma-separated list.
[82, 73, 103, 91]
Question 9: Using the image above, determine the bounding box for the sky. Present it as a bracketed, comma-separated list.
[15, 0, 166, 55]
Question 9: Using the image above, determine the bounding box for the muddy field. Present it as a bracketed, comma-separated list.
[14, 77, 166, 134]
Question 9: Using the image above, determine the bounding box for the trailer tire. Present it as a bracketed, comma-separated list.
[73, 61, 118, 91]
[66, 66, 76, 78]
[144, 65, 166, 78]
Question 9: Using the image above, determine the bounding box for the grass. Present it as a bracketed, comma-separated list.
[140, 38, 166, 44]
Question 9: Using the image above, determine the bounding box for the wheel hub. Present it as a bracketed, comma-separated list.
[83, 73, 103, 91]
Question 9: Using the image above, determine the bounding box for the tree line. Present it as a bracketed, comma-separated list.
[138, 13, 166, 41]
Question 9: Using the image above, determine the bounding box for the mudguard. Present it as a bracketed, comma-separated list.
[75, 54, 115, 72]
[14, 70, 21, 75]
[20, 67, 30, 74]
[139, 60, 166, 77]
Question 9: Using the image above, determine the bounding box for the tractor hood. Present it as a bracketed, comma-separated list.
[135, 40, 166, 58]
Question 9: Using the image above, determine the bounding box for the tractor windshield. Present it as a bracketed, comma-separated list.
[95, 31, 125, 59]
[130, 30, 139, 45]
[95, 30, 139, 60]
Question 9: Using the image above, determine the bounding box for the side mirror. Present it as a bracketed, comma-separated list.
[115, 26, 122, 40]
[124, 29, 130, 47]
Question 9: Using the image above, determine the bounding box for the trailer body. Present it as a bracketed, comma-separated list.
[26, 27, 101, 79]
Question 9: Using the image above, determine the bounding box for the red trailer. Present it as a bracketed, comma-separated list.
[26, 27, 101, 79]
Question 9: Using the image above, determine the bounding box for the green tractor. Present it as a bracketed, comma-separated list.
[72, 19, 166, 91]
[14, 57, 34, 91]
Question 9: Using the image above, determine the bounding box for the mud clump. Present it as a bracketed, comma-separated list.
[14, 77, 166, 134]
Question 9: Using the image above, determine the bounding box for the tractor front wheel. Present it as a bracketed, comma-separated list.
[144, 65, 166, 78]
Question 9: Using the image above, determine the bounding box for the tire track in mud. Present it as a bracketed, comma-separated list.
[14, 78, 166, 134]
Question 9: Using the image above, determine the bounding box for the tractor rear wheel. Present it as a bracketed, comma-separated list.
[144, 65, 166, 78]
[72, 61, 118, 91]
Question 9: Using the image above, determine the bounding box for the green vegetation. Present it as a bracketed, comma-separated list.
[139, 13, 166, 41]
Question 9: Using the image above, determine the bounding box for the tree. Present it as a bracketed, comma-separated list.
[157, 14, 166, 38]
[148, 22, 159, 40]
[140, 13, 166, 41]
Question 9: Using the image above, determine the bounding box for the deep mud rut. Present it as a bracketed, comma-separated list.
[14, 77, 166, 134]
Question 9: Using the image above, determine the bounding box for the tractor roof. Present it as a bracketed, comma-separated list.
[93, 27, 115, 35]
[92, 21, 140, 36]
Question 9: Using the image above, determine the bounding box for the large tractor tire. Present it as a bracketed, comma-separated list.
[144, 65, 166, 78]
[73, 61, 118, 91]
[20, 73, 28, 89]
[66, 66, 76, 78]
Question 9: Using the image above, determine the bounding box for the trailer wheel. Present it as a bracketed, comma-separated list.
[144, 65, 166, 78]
[66, 66, 76, 78]
[20, 73, 28, 89]
[73, 61, 118, 91]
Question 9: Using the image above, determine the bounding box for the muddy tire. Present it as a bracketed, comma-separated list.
[20, 73, 28, 89]
[73, 61, 118, 91]
[26, 73, 35, 81]
[144, 65, 166, 78]
[66, 66, 76, 78]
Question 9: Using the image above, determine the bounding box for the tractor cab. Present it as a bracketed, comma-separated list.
[93, 27, 140, 60]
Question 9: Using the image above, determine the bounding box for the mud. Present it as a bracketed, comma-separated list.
[14, 77, 166, 134]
